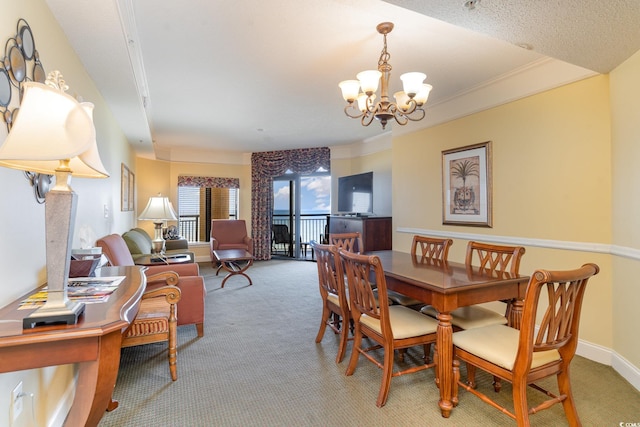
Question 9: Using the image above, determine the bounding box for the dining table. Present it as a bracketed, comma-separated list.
[369, 250, 530, 418]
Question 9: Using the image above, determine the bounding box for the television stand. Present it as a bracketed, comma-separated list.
[327, 215, 391, 252]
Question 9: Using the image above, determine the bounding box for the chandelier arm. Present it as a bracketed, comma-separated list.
[344, 103, 364, 119]
[392, 110, 409, 126]
[392, 98, 418, 117]
[405, 107, 426, 122]
[361, 112, 376, 127]
[364, 96, 380, 115]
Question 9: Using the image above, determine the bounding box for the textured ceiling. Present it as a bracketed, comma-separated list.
[384, 0, 640, 74]
[45, 0, 637, 161]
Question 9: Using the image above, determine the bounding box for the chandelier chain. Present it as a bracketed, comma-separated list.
[378, 33, 392, 73]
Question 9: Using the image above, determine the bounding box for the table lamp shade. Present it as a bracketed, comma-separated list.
[0, 81, 108, 178]
[139, 195, 178, 221]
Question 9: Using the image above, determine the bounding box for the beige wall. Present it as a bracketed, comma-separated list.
[610, 49, 640, 372]
[0, 0, 136, 425]
[136, 157, 252, 260]
[393, 75, 615, 356]
[330, 149, 393, 216]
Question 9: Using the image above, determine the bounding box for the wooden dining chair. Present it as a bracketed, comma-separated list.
[422, 241, 526, 330]
[452, 263, 599, 426]
[422, 240, 525, 390]
[389, 235, 455, 309]
[122, 274, 182, 381]
[339, 249, 438, 407]
[411, 235, 454, 262]
[311, 240, 351, 363]
[329, 232, 363, 254]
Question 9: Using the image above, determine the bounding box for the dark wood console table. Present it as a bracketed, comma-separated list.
[327, 215, 392, 252]
[0, 266, 146, 427]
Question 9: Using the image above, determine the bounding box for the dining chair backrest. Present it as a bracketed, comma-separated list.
[465, 241, 525, 276]
[339, 249, 389, 328]
[411, 235, 453, 262]
[310, 240, 351, 363]
[330, 232, 363, 254]
[519, 264, 599, 360]
[312, 241, 347, 308]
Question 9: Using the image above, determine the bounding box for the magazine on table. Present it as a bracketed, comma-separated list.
[18, 276, 126, 309]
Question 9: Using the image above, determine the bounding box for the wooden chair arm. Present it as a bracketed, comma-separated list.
[141, 285, 182, 304]
[146, 271, 179, 286]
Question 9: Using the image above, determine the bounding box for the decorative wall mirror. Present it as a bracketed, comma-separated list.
[1, 19, 49, 203]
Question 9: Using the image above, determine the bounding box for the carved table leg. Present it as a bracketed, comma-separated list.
[437, 311, 454, 418]
[508, 298, 524, 330]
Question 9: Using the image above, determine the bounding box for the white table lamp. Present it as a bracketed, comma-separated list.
[138, 194, 177, 254]
[0, 71, 109, 328]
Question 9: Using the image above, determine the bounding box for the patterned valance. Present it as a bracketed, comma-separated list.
[178, 176, 239, 189]
[250, 147, 330, 177]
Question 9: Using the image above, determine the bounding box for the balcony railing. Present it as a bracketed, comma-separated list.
[179, 215, 199, 242]
[273, 214, 327, 254]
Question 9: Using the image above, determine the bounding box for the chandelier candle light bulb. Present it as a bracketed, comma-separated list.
[339, 22, 432, 129]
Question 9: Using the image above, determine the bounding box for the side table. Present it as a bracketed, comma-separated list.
[212, 249, 254, 288]
[134, 254, 192, 266]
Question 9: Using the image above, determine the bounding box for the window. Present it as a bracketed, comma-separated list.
[177, 176, 239, 242]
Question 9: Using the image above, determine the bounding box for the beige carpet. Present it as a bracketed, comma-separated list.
[99, 259, 640, 426]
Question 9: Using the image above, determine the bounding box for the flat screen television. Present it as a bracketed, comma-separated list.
[337, 171, 373, 215]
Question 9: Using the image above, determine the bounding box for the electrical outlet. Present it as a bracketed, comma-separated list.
[104, 204, 109, 218]
[11, 381, 23, 423]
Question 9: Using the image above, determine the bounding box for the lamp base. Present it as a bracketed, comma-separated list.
[152, 239, 165, 255]
[23, 299, 85, 329]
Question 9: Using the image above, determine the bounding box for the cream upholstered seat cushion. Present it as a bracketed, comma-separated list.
[452, 324, 560, 370]
[327, 292, 351, 309]
[421, 305, 507, 329]
[360, 305, 438, 339]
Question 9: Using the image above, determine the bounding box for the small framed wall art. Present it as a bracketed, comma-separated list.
[121, 163, 135, 211]
[442, 141, 492, 227]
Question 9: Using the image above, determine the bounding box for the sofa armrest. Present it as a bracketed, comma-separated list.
[145, 274, 205, 334]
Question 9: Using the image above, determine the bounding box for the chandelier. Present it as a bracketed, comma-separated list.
[339, 22, 432, 130]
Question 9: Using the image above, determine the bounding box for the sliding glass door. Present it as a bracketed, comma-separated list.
[273, 172, 330, 259]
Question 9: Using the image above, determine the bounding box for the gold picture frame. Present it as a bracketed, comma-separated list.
[442, 141, 492, 227]
[121, 163, 134, 211]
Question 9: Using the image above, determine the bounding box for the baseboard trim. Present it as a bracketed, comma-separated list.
[576, 339, 612, 365]
[611, 351, 640, 391]
[48, 374, 76, 427]
[576, 339, 640, 391]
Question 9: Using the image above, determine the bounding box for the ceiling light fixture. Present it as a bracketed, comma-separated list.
[339, 22, 432, 130]
[464, 0, 480, 11]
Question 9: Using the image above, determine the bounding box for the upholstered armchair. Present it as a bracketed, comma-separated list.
[97, 233, 205, 337]
[210, 219, 253, 264]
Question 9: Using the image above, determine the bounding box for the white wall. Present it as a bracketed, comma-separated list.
[0, 1, 136, 425]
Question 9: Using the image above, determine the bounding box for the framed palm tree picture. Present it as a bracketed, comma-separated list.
[442, 141, 492, 227]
